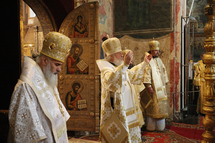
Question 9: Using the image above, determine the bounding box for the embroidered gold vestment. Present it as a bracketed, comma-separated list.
[142, 57, 169, 119]
[193, 60, 206, 114]
[132, 83, 145, 127]
[8, 56, 70, 143]
[96, 59, 147, 143]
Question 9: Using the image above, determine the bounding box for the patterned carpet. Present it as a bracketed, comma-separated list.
[69, 134, 100, 143]
[166, 121, 215, 142]
[142, 129, 197, 143]
[69, 129, 199, 143]
[69, 137, 100, 143]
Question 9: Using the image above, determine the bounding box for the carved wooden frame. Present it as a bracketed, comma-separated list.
[58, 2, 100, 132]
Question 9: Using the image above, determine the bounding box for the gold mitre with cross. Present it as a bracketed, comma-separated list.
[102, 37, 122, 56]
[40, 32, 72, 62]
[149, 38, 160, 51]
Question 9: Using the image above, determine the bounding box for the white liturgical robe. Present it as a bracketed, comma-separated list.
[8, 56, 70, 143]
[97, 59, 147, 143]
[142, 57, 169, 119]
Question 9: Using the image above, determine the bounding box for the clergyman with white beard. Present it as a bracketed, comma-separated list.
[8, 32, 72, 143]
[96, 37, 152, 143]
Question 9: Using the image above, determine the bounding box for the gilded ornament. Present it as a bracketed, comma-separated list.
[49, 43, 56, 50]
[89, 3, 94, 9]
[202, 0, 215, 142]
[89, 39, 94, 44]
[90, 112, 94, 117]
[59, 75, 64, 80]
[41, 32, 72, 62]
[89, 76, 94, 80]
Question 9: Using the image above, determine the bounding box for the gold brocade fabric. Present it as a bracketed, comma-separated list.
[102, 38, 122, 56]
[41, 32, 72, 62]
[193, 60, 206, 114]
[193, 60, 205, 87]
[97, 59, 147, 143]
[132, 84, 145, 127]
[100, 111, 128, 143]
[142, 58, 169, 119]
[149, 39, 160, 51]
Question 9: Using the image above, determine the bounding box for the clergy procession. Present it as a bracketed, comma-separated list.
[7, 31, 169, 143]
[3, 1, 214, 143]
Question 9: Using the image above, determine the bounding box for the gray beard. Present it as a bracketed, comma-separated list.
[113, 56, 123, 66]
[43, 63, 58, 88]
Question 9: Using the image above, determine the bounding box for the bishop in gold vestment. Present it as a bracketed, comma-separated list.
[141, 39, 169, 131]
[193, 53, 205, 114]
[8, 32, 71, 143]
[96, 38, 151, 143]
[122, 49, 145, 128]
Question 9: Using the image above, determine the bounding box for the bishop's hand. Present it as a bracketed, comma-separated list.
[144, 52, 152, 64]
[124, 51, 133, 66]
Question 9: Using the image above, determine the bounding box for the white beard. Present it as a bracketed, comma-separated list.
[113, 56, 123, 66]
[43, 63, 58, 88]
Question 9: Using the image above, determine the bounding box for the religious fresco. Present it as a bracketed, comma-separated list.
[190, 35, 206, 62]
[66, 80, 87, 111]
[120, 35, 170, 77]
[187, 0, 207, 29]
[67, 43, 89, 74]
[114, 0, 173, 35]
[58, 2, 100, 132]
[98, 0, 113, 58]
[69, 15, 88, 38]
[99, 0, 112, 32]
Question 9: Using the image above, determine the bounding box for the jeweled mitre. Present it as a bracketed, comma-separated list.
[102, 37, 122, 56]
[149, 39, 160, 51]
[40, 32, 72, 62]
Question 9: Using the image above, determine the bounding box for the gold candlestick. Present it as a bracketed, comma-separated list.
[202, 0, 215, 142]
